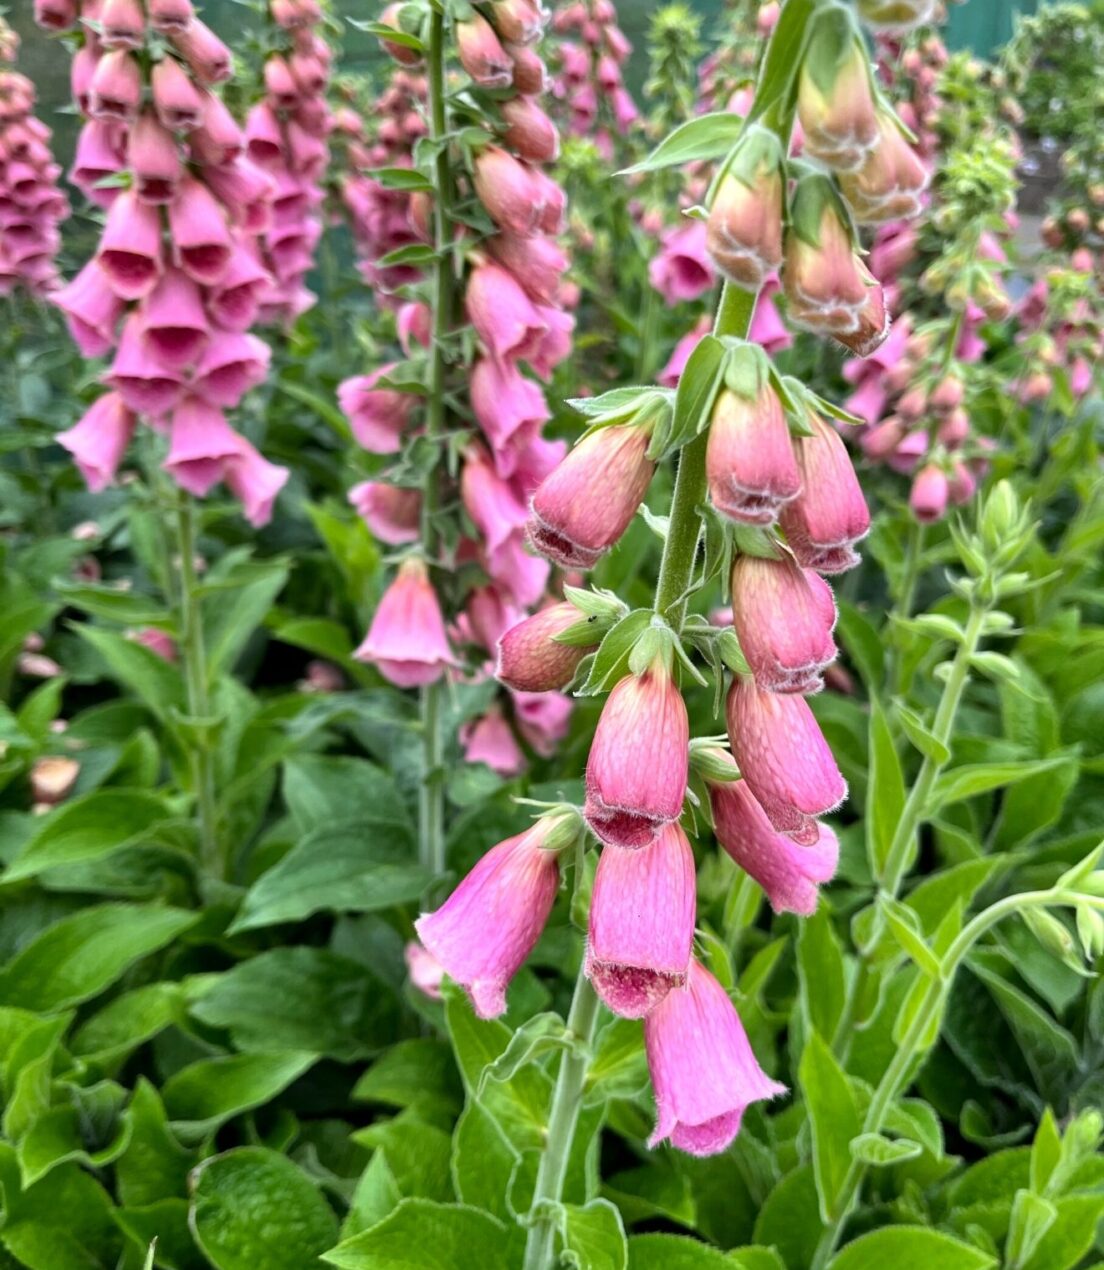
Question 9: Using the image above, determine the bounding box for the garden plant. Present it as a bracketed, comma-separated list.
[0, 0, 1102, 1268]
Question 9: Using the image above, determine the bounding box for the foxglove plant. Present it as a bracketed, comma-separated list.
[413, 3, 941, 1265]
[0, 19, 68, 298]
[41, 0, 288, 875]
[346, 2, 575, 875]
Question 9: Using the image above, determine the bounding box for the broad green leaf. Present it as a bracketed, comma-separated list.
[353, 1115, 453, 1205]
[836, 601, 885, 690]
[1021, 1193, 1104, 1270]
[2, 1163, 118, 1270]
[798, 907, 846, 1042]
[52, 580, 168, 625]
[230, 822, 427, 933]
[352, 1039, 462, 1119]
[1005, 1190, 1057, 1267]
[75, 625, 186, 718]
[2, 790, 170, 882]
[323, 1199, 514, 1270]
[479, 1013, 571, 1092]
[0, 904, 197, 1011]
[866, 698, 906, 879]
[190, 1148, 338, 1270]
[115, 1080, 195, 1209]
[201, 559, 289, 677]
[626, 1233, 737, 1267]
[1029, 1108, 1062, 1195]
[343, 1152, 401, 1240]
[18, 1095, 131, 1187]
[282, 754, 410, 835]
[827, 1225, 997, 1269]
[190, 947, 399, 1061]
[929, 757, 1071, 812]
[563, 1200, 627, 1270]
[799, 1030, 862, 1221]
[162, 1052, 316, 1139]
[667, 335, 726, 456]
[71, 982, 185, 1063]
[727, 1251, 787, 1270]
[621, 111, 744, 174]
[585, 1017, 649, 1104]
[752, 1165, 822, 1269]
[3, 1013, 71, 1142]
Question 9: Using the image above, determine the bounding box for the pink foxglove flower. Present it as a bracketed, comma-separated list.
[726, 676, 846, 844]
[496, 600, 594, 693]
[584, 660, 688, 849]
[649, 220, 714, 306]
[472, 146, 546, 236]
[586, 823, 696, 1018]
[138, 269, 210, 370]
[96, 190, 164, 300]
[528, 422, 655, 569]
[797, 32, 879, 172]
[56, 393, 135, 492]
[348, 482, 422, 545]
[840, 108, 930, 225]
[706, 385, 801, 526]
[909, 463, 949, 523]
[645, 958, 785, 1156]
[779, 411, 871, 574]
[461, 707, 526, 776]
[706, 151, 784, 290]
[466, 260, 548, 365]
[354, 558, 455, 688]
[53, 261, 126, 357]
[415, 815, 564, 1018]
[731, 554, 837, 694]
[457, 13, 514, 88]
[338, 365, 416, 454]
[708, 761, 839, 915]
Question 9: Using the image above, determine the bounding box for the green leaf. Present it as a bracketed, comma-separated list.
[667, 334, 726, 456]
[282, 754, 411, 835]
[881, 898, 942, 978]
[929, 757, 1071, 812]
[352, 1039, 462, 1120]
[18, 1094, 131, 1187]
[189, 947, 400, 1061]
[836, 601, 885, 691]
[2, 790, 170, 883]
[230, 822, 427, 932]
[52, 580, 169, 625]
[323, 1199, 514, 1270]
[190, 1148, 338, 1270]
[478, 1012, 571, 1093]
[71, 982, 185, 1063]
[752, 1165, 821, 1269]
[626, 1233, 737, 1267]
[563, 1200, 627, 1270]
[368, 166, 434, 193]
[1021, 1194, 1104, 1270]
[621, 111, 745, 174]
[895, 702, 951, 764]
[1006, 1190, 1058, 1267]
[116, 1200, 204, 1270]
[577, 609, 653, 695]
[849, 1132, 922, 1166]
[352, 1115, 453, 1206]
[115, 1080, 196, 1209]
[75, 625, 186, 718]
[2, 1163, 118, 1270]
[866, 698, 906, 880]
[1029, 1108, 1062, 1195]
[826, 1226, 997, 1269]
[201, 559, 289, 677]
[799, 1030, 862, 1222]
[162, 1052, 316, 1139]
[0, 904, 197, 1011]
[798, 907, 846, 1042]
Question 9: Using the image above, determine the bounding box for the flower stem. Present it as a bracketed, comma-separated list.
[654, 282, 756, 624]
[174, 496, 220, 879]
[833, 600, 987, 1058]
[418, 6, 453, 878]
[521, 970, 602, 1270]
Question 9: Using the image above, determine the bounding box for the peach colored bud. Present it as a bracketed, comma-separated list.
[706, 165, 784, 290]
[31, 756, 80, 807]
[839, 108, 929, 225]
[496, 601, 595, 693]
[706, 385, 801, 526]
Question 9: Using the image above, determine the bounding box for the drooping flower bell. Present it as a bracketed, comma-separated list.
[839, 106, 929, 226]
[527, 412, 657, 569]
[726, 675, 846, 845]
[414, 812, 569, 1018]
[586, 822, 696, 1018]
[706, 349, 801, 526]
[731, 550, 837, 694]
[797, 9, 880, 172]
[779, 408, 871, 574]
[56, 393, 135, 492]
[705, 127, 784, 290]
[353, 557, 456, 688]
[644, 958, 785, 1157]
[705, 752, 839, 916]
[584, 654, 689, 849]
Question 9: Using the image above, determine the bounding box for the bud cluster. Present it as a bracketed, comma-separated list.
[348, 1, 577, 776]
[43, 0, 289, 524]
[549, 0, 637, 158]
[0, 19, 68, 298]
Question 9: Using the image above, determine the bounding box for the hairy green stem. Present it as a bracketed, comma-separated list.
[834, 602, 987, 1058]
[521, 971, 603, 1270]
[174, 497, 220, 878]
[418, 7, 452, 878]
[814, 886, 1100, 1267]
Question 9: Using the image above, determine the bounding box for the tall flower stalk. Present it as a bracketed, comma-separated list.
[348, 3, 576, 879]
[41, 0, 290, 879]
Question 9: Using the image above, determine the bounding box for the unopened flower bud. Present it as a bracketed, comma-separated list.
[780, 410, 870, 574]
[909, 463, 949, 523]
[378, 4, 423, 66]
[528, 417, 657, 569]
[783, 176, 870, 337]
[705, 128, 784, 289]
[706, 375, 801, 527]
[457, 13, 514, 88]
[797, 13, 879, 171]
[496, 601, 596, 693]
[839, 107, 929, 226]
[30, 756, 80, 807]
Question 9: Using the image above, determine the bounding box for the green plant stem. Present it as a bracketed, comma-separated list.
[174, 497, 220, 879]
[653, 282, 755, 624]
[814, 885, 1102, 1267]
[521, 971, 602, 1270]
[834, 601, 987, 1057]
[418, 7, 452, 878]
